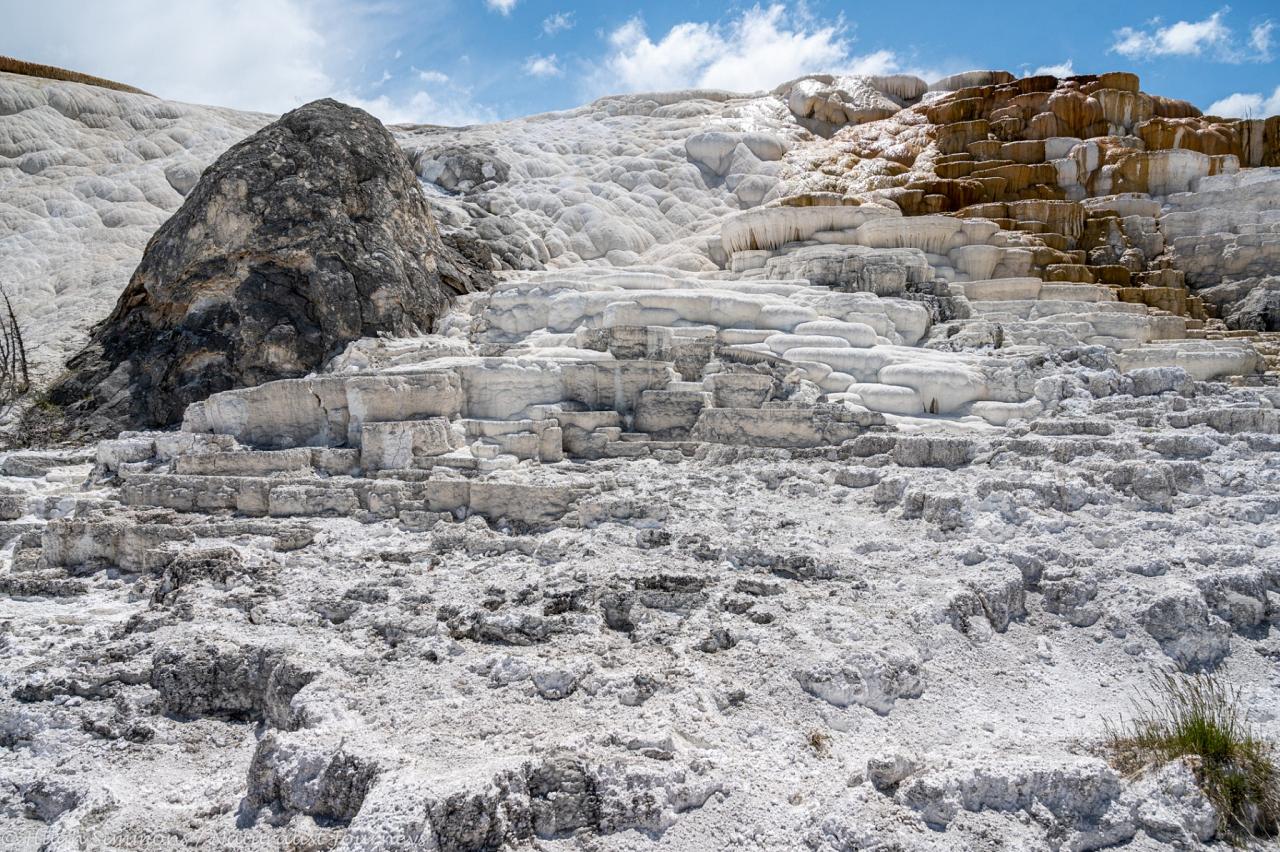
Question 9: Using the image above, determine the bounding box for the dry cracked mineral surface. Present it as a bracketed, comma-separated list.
[1, 65, 1280, 851]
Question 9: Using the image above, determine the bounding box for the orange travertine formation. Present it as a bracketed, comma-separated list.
[785, 71, 1280, 325]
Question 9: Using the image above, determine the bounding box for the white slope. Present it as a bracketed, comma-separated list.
[0, 72, 269, 373]
[402, 89, 807, 272]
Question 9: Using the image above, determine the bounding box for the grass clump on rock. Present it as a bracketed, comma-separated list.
[1106, 672, 1280, 842]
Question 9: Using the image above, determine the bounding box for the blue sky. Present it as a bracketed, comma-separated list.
[2, 1, 1278, 122]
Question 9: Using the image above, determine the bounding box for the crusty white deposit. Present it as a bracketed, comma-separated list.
[2, 68, 1280, 852]
[3, 372, 1279, 850]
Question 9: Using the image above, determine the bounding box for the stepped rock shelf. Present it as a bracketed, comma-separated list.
[3, 64, 1280, 852]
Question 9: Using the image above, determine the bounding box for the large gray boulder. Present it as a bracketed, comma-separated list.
[47, 98, 492, 436]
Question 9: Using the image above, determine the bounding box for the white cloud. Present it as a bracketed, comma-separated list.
[1251, 21, 1275, 57]
[485, 0, 517, 15]
[341, 83, 497, 126]
[1112, 14, 1223, 57]
[0, 0, 491, 125]
[591, 4, 910, 96]
[417, 69, 451, 84]
[0, 0, 336, 113]
[542, 11, 574, 36]
[1111, 9, 1272, 62]
[1207, 85, 1280, 117]
[599, 17, 721, 92]
[1031, 60, 1074, 77]
[524, 55, 563, 78]
[842, 50, 901, 76]
[344, 67, 495, 126]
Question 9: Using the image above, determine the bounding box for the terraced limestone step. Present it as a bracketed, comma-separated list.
[120, 472, 593, 527]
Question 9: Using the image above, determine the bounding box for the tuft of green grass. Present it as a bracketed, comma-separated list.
[1105, 672, 1280, 842]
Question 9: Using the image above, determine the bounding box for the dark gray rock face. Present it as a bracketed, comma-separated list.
[48, 98, 492, 436]
[1200, 276, 1280, 332]
[1223, 279, 1280, 331]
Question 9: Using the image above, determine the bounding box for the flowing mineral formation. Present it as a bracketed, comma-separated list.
[1, 64, 1279, 850]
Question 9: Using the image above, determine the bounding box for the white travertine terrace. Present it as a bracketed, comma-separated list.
[779, 74, 929, 134]
[5, 67, 1280, 852]
[159, 244, 1259, 484]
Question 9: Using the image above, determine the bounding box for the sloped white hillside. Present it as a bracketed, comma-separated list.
[0, 72, 269, 372]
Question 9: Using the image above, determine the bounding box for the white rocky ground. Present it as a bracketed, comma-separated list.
[2, 70, 1280, 850]
[3, 373, 1279, 851]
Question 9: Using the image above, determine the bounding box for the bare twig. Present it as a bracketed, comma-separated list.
[0, 284, 31, 405]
